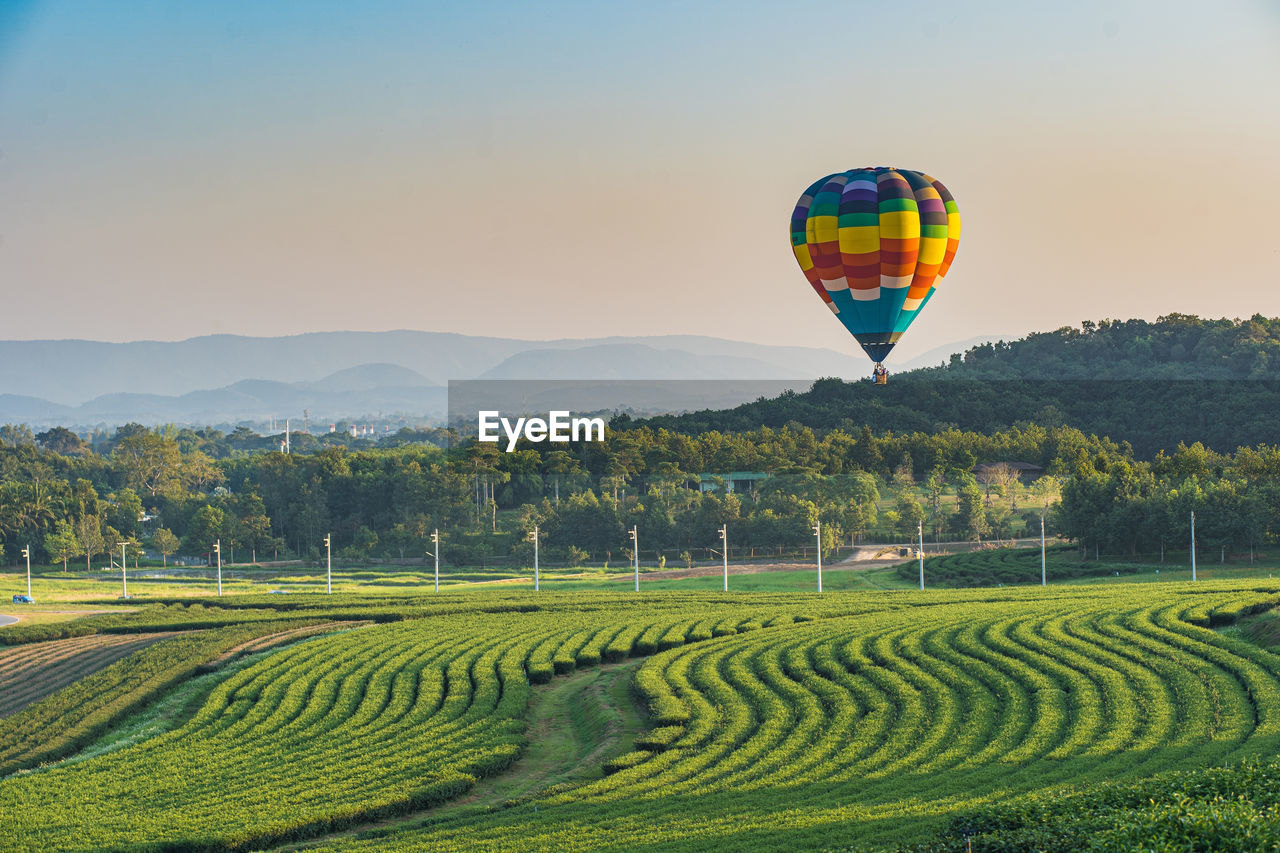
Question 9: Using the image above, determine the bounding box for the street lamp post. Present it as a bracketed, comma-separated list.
[1040, 513, 1047, 587]
[918, 521, 925, 591]
[630, 526, 639, 592]
[719, 524, 728, 592]
[21, 547, 30, 599]
[324, 534, 332, 594]
[213, 539, 221, 597]
[1182, 507, 1192, 581]
[813, 520, 822, 593]
[430, 529, 440, 592]
[528, 526, 539, 591]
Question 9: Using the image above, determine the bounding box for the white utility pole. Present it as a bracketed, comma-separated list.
[719, 524, 728, 592]
[813, 520, 822, 593]
[529, 522, 540, 589]
[430, 529, 440, 592]
[630, 525, 639, 592]
[1040, 514, 1047, 586]
[529, 526, 539, 591]
[285, 419, 291, 454]
[324, 534, 332, 594]
[917, 521, 925, 591]
[21, 547, 30, 598]
[213, 539, 221, 597]
[1190, 511, 1197, 581]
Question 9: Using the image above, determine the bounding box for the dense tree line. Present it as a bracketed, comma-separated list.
[8, 399, 1280, 570]
[0, 418, 1123, 569]
[1056, 441, 1280, 560]
[936, 313, 1280, 380]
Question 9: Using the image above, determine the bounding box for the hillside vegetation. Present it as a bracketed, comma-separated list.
[936, 314, 1280, 380]
[632, 315, 1280, 456]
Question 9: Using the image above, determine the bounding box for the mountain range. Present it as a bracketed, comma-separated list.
[0, 330, 985, 429]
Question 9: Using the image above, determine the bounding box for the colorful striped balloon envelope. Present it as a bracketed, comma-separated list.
[790, 167, 961, 364]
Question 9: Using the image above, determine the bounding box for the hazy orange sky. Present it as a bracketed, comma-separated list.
[1, 1, 1278, 360]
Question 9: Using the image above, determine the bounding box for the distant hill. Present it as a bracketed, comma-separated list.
[0, 330, 869, 404]
[3, 369, 448, 429]
[625, 315, 1280, 457]
[0, 331, 879, 428]
[306, 363, 433, 392]
[0, 394, 73, 422]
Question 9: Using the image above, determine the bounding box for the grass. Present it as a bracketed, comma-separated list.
[0, 607, 134, 626]
[45, 645, 281, 770]
[543, 563, 916, 592]
[284, 660, 649, 850]
[6, 563, 912, 602]
[1060, 563, 1280, 585]
[1223, 610, 1280, 652]
[0, 569, 473, 602]
[442, 660, 644, 807]
[10, 548, 1278, 607]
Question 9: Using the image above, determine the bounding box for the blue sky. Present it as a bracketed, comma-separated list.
[1, 1, 1278, 359]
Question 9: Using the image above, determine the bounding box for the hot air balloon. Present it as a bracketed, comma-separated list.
[789, 167, 961, 383]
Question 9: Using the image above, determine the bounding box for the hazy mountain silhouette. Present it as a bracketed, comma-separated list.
[0, 330, 929, 428]
[0, 331, 872, 406]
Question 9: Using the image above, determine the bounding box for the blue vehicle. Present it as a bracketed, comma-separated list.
[11, 594, 34, 604]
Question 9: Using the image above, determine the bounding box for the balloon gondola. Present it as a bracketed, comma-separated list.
[789, 167, 961, 384]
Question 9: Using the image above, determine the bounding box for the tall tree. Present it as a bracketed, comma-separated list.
[895, 494, 926, 538]
[112, 431, 185, 498]
[44, 521, 80, 571]
[35, 427, 87, 455]
[152, 528, 180, 567]
[75, 513, 104, 571]
[184, 505, 226, 561]
[105, 488, 144, 538]
[953, 482, 989, 541]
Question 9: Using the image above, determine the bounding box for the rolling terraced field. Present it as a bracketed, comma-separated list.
[3, 583, 1280, 851]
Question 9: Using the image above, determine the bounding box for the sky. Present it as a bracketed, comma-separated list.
[1, 0, 1278, 361]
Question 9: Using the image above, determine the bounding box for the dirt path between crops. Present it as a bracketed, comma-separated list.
[279, 659, 646, 850]
[0, 632, 183, 717]
[204, 621, 371, 669]
[0, 609, 131, 627]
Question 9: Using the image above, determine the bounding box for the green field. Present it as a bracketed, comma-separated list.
[899, 545, 1280, 589]
[4, 577, 1280, 851]
[1, 562, 910, 608]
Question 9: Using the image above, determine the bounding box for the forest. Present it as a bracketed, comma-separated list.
[0, 417, 1276, 573]
[3, 315, 1280, 573]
